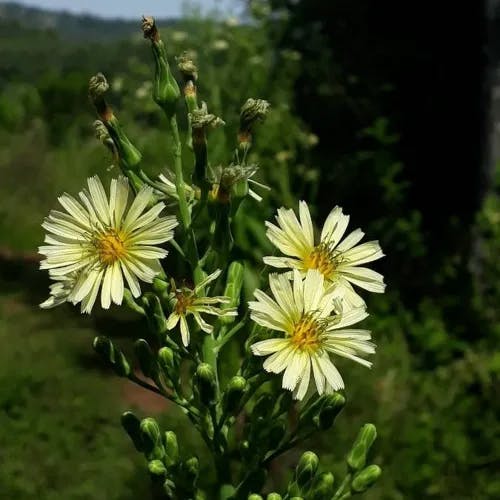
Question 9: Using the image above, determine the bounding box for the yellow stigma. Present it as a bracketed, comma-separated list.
[95, 231, 126, 265]
[291, 314, 321, 352]
[303, 244, 336, 277]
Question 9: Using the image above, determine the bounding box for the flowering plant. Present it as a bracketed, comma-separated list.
[39, 16, 385, 500]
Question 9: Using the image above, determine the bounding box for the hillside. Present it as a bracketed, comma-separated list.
[0, 2, 176, 41]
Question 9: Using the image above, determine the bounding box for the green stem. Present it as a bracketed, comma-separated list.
[215, 320, 245, 351]
[169, 115, 191, 229]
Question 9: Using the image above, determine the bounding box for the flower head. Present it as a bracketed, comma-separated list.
[250, 270, 375, 400]
[264, 201, 385, 308]
[209, 164, 269, 203]
[166, 270, 237, 346]
[39, 176, 177, 313]
[40, 273, 77, 310]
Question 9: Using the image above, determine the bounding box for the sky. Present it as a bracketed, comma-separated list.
[2, 0, 240, 19]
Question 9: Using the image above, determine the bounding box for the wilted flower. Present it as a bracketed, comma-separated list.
[166, 270, 237, 346]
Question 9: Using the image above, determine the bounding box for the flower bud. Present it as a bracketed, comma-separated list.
[310, 472, 335, 500]
[123, 289, 145, 315]
[351, 465, 382, 493]
[93, 336, 130, 377]
[183, 456, 200, 484]
[177, 52, 198, 82]
[315, 393, 345, 430]
[266, 494, 282, 500]
[295, 451, 319, 488]
[238, 98, 270, 150]
[158, 347, 175, 375]
[134, 339, 157, 379]
[240, 98, 270, 133]
[222, 375, 247, 415]
[142, 293, 168, 335]
[220, 261, 244, 324]
[93, 119, 117, 161]
[88, 73, 142, 173]
[248, 495, 263, 500]
[142, 16, 180, 117]
[121, 411, 144, 452]
[287, 482, 301, 498]
[148, 459, 167, 477]
[346, 423, 377, 471]
[195, 363, 217, 406]
[164, 431, 179, 466]
[140, 417, 165, 460]
[153, 276, 169, 294]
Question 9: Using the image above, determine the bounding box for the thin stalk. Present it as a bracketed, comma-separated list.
[169, 115, 191, 229]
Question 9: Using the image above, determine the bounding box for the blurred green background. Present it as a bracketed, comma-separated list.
[0, 0, 498, 498]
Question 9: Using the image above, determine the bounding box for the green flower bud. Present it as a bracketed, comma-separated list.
[153, 276, 169, 294]
[121, 411, 144, 452]
[148, 459, 167, 477]
[248, 495, 263, 500]
[93, 336, 130, 377]
[347, 424, 377, 471]
[158, 347, 175, 375]
[220, 261, 244, 324]
[142, 293, 168, 335]
[317, 393, 345, 430]
[164, 431, 179, 466]
[351, 465, 382, 493]
[266, 494, 282, 500]
[219, 485, 236, 500]
[134, 339, 157, 379]
[123, 289, 146, 315]
[290, 497, 304, 500]
[142, 16, 180, 117]
[287, 482, 301, 498]
[140, 417, 165, 460]
[88, 73, 142, 173]
[195, 363, 217, 406]
[183, 456, 200, 484]
[298, 392, 345, 431]
[222, 375, 247, 415]
[163, 478, 175, 497]
[310, 472, 335, 500]
[106, 115, 143, 172]
[295, 451, 319, 488]
[240, 98, 270, 133]
[177, 52, 198, 82]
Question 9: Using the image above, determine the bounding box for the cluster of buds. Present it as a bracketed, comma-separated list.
[39, 13, 384, 500]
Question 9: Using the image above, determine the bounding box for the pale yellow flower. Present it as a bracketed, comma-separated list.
[264, 201, 385, 308]
[39, 176, 177, 313]
[250, 270, 375, 400]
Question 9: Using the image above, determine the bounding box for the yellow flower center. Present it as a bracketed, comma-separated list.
[291, 314, 322, 352]
[303, 244, 336, 277]
[95, 231, 126, 265]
